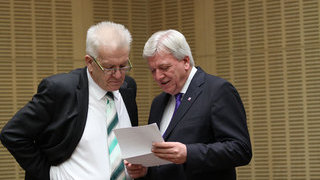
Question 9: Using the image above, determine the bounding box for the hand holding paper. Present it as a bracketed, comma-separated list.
[151, 141, 187, 164]
[113, 123, 172, 167]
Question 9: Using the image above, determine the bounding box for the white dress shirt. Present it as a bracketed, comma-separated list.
[50, 69, 132, 180]
[159, 67, 197, 135]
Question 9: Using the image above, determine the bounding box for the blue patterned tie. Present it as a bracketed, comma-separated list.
[106, 92, 126, 180]
[173, 93, 183, 116]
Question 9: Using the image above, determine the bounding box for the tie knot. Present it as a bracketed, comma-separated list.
[106, 91, 114, 100]
[175, 93, 183, 101]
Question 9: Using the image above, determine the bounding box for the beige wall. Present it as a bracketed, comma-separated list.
[0, 0, 319, 179]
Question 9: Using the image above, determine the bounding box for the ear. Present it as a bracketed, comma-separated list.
[85, 55, 93, 72]
[183, 56, 191, 70]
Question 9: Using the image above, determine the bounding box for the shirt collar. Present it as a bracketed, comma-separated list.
[87, 69, 120, 100]
[180, 66, 197, 94]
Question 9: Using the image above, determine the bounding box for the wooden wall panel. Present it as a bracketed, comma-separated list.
[129, 0, 150, 125]
[210, 0, 320, 179]
[0, 0, 319, 179]
[0, 0, 75, 179]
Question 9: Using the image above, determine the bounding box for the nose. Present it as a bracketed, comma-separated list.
[112, 69, 123, 79]
[154, 69, 164, 81]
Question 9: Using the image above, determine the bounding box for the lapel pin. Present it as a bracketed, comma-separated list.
[188, 97, 191, 101]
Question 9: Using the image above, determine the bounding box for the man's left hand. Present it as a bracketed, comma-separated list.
[151, 142, 187, 164]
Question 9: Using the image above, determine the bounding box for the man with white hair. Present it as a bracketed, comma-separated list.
[0, 21, 138, 180]
[126, 29, 252, 180]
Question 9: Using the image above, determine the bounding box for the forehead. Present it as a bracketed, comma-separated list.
[148, 53, 177, 66]
[98, 46, 129, 64]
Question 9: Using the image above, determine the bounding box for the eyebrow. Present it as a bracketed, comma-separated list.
[100, 60, 129, 68]
[159, 63, 171, 66]
[157, 63, 172, 68]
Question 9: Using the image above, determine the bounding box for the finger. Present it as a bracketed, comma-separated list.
[127, 168, 143, 176]
[155, 154, 184, 164]
[128, 167, 148, 179]
[152, 142, 175, 148]
[152, 145, 177, 154]
[152, 147, 170, 154]
[129, 172, 144, 179]
[153, 154, 179, 164]
[127, 163, 144, 170]
[154, 152, 176, 159]
[124, 160, 129, 166]
[128, 169, 144, 174]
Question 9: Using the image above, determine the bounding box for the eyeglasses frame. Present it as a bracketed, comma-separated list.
[89, 55, 132, 75]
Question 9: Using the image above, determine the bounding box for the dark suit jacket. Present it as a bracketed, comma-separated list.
[0, 67, 138, 180]
[145, 67, 252, 180]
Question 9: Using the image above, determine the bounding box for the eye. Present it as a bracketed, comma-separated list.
[150, 68, 156, 74]
[102, 65, 114, 69]
[159, 65, 170, 72]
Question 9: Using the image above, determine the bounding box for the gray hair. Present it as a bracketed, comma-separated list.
[86, 21, 132, 58]
[143, 29, 194, 66]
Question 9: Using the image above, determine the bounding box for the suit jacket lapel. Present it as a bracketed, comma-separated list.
[74, 68, 89, 144]
[163, 67, 206, 140]
[119, 82, 131, 118]
[119, 79, 138, 127]
[149, 93, 171, 128]
[76, 67, 89, 124]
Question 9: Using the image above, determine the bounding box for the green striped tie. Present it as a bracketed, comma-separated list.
[106, 92, 126, 180]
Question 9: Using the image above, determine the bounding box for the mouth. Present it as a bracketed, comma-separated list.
[159, 80, 170, 86]
[108, 80, 122, 85]
[110, 81, 122, 85]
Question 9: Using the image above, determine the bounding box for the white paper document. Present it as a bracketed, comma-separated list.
[113, 123, 172, 167]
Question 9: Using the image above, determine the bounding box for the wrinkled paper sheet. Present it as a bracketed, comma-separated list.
[114, 123, 172, 167]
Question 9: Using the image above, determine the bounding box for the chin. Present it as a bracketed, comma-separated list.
[163, 89, 174, 95]
[109, 85, 122, 91]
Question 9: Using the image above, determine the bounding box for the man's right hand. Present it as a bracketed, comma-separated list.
[124, 160, 148, 179]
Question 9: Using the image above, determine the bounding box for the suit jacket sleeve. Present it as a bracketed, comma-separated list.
[185, 81, 252, 173]
[0, 78, 55, 180]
